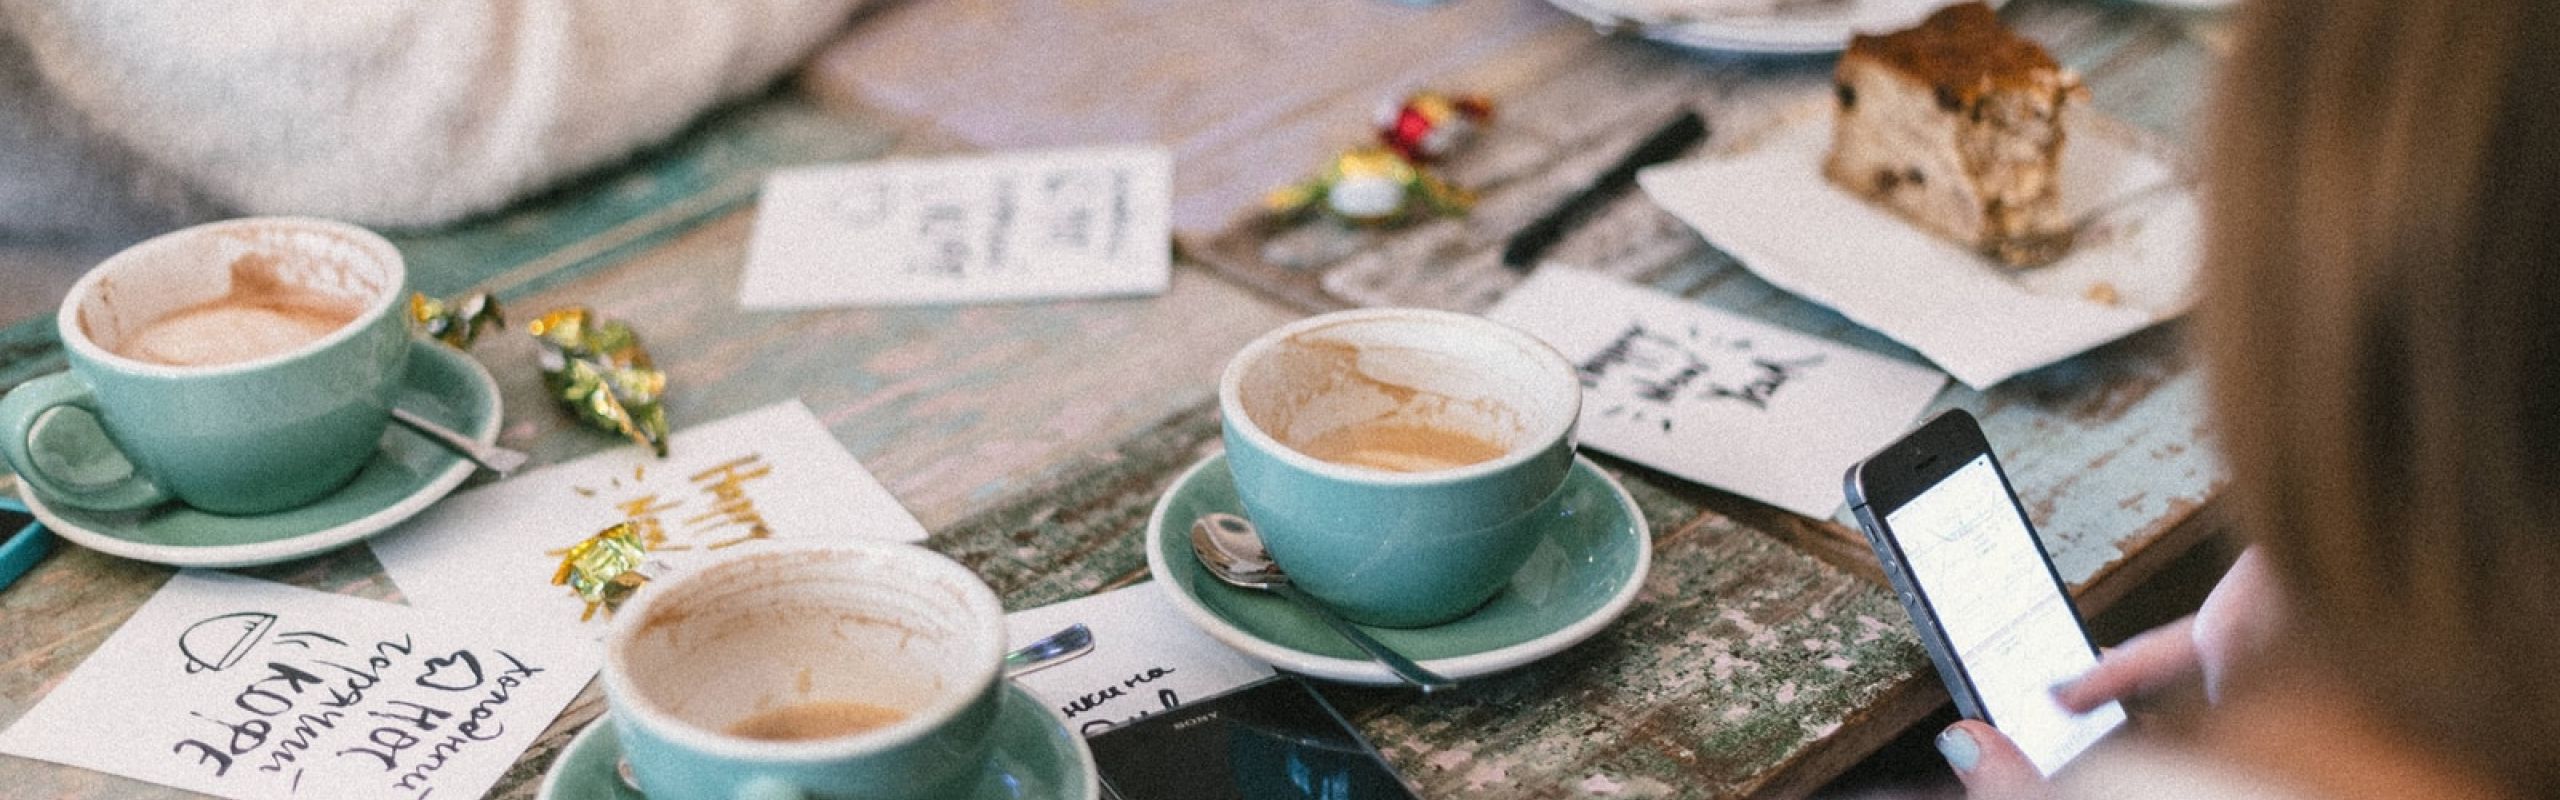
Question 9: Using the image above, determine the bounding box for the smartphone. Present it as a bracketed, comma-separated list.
[0, 494, 50, 592]
[1845, 409, 2126, 776]
[1087, 675, 1420, 800]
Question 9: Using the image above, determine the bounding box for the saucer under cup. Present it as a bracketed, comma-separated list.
[19, 339, 499, 568]
[1150, 452, 1652, 684]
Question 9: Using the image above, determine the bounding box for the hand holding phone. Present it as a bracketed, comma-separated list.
[1846, 410, 2126, 776]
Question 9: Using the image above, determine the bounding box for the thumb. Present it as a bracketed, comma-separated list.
[1938, 720, 2048, 800]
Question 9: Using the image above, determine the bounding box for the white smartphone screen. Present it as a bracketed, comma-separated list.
[1884, 454, 2126, 775]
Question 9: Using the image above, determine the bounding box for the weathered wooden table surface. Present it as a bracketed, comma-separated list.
[0, 0, 2227, 797]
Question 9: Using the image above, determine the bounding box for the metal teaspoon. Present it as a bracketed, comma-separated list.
[1188, 513, 1457, 692]
[390, 407, 528, 476]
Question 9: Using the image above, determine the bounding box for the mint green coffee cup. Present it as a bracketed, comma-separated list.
[1220, 308, 1582, 628]
[0, 218, 410, 516]
[602, 542, 1008, 800]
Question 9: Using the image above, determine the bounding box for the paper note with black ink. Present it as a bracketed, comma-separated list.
[1487, 269, 1946, 518]
[370, 400, 926, 636]
[0, 572, 597, 800]
[1003, 584, 1273, 738]
[740, 147, 1173, 308]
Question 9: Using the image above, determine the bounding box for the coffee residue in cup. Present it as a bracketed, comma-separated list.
[106, 253, 372, 368]
[1296, 421, 1510, 473]
[723, 701, 908, 741]
[1258, 331, 1528, 472]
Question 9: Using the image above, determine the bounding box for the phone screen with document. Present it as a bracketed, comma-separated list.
[1882, 454, 2126, 774]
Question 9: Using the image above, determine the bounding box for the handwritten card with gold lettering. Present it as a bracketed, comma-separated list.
[1486, 268, 1946, 518]
[739, 147, 1174, 308]
[370, 400, 926, 635]
[0, 571, 596, 800]
[1004, 584, 1273, 738]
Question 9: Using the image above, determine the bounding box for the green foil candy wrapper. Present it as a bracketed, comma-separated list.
[408, 292, 505, 349]
[529, 307, 671, 457]
[553, 522, 650, 621]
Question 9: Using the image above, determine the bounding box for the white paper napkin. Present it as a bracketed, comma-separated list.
[1636, 106, 2200, 388]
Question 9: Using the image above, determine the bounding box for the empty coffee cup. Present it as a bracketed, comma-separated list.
[601, 541, 1008, 800]
[1219, 308, 1582, 628]
[0, 217, 411, 515]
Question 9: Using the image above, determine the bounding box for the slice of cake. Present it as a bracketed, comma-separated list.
[1823, 2, 2081, 267]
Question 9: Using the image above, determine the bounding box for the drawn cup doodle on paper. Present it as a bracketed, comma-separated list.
[180, 613, 276, 673]
[1579, 322, 1829, 432]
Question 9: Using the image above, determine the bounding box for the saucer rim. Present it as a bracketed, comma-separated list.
[22, 340, 499, 569]
[1144, 450, 1653, 686]
[536, 682, 1101, 800]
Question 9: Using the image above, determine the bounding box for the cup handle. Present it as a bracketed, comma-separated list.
[0, 372, 170, 511]
[731, 777, 807, 800]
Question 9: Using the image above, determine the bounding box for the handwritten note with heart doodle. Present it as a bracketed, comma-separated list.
[0, 571, 598, 800]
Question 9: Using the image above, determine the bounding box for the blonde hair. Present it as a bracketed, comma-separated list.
[2202, 0, 2560, 794]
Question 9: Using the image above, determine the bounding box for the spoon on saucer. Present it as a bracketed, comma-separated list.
[390, 407, 527, 476]
[613, 623, 1098, 792]
[1189, 513, 1457, 693]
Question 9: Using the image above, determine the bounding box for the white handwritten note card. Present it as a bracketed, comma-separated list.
[371, 400, 926, 636]
[740, 146, 1174, 308]
[1487, 268, 1946, 518]
[1004, 584, 1273, 738]
[0, 571, 597, 800]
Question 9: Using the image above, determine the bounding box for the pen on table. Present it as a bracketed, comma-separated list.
[1500, 109, 1711, 271]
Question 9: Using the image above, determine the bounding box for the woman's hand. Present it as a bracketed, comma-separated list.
[2050, 617, 2201, 713]
[1938, 721, 2051, 800]
[1938, 548, 2279, 795]
[2057, 547, 2277, 711]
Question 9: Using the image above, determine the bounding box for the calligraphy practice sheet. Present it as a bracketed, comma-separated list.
[371, 400, 925, 635]
[739, 147, 1174, 308]
[0, 572, 596, 800]
[1487, 269, 1946, 518]
[1003, 584, 1273, 738]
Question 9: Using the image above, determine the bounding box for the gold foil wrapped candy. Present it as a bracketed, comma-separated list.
[553, 522, 650, 621]
[408, 292, 504, 349]
[1264, 146, 1475, 226]
[528, 307, 671, 457]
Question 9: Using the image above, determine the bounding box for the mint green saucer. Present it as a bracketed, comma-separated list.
[20, 340, 499, 568]
[1146, 452, 1652, 686]
[538, 683, 1099, 800]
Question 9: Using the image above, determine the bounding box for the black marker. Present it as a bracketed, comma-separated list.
[1500, 110, 1710, 271]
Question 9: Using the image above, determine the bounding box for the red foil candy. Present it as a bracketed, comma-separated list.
[1377, 92, 1495, 163]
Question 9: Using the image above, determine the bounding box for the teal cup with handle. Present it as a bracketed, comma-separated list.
[602, 542, 1009, 800]
[1219, 308, 1582, 628]
[0, 217, 410, 516]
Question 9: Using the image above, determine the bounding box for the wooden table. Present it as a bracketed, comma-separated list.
[0, 0, 2229, 797]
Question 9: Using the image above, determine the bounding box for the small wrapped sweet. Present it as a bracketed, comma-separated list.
[1376, 92, 1494, 163]
[1264, 146, 1475, 226]
[528, 307, 671, 457]
[408, 291, 504, 349]
[553, 522, 650, 621]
